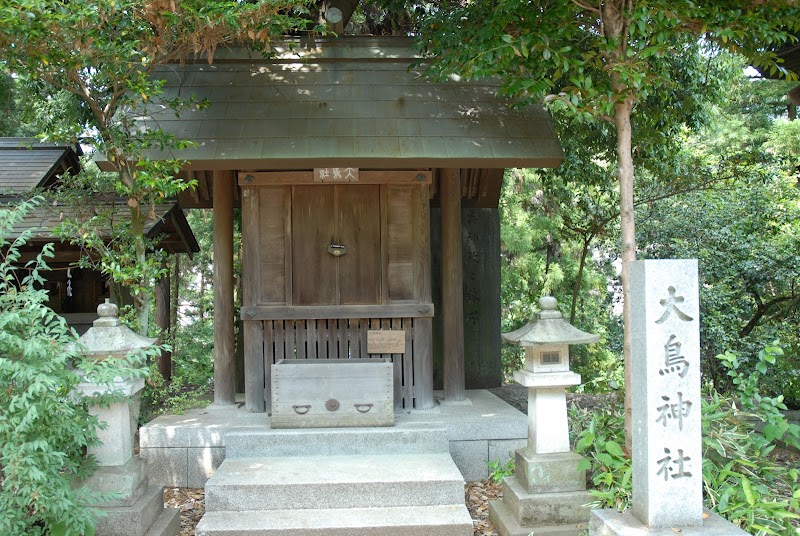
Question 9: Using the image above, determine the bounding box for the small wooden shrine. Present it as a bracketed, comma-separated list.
[103, 36, 564, 414]
[0, 138, 199, 334]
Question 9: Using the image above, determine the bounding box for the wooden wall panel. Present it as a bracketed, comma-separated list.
[430, 207, 502, 390]
[338, 185, 382, 305]
[257, 187, 289, 304]
[292, 186, 337, 305]
[386, 186, 414, 302]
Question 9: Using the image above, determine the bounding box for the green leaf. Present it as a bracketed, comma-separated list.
[596, 453, 614, 466]
[576, 432, 595, 452]
[741, 477, 755, 506]
[605, 440, 624, 458]
[577, 458, 592, 472]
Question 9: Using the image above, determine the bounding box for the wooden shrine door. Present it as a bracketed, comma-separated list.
[292, 185, 381, 306]
[240, 172, 434, 413]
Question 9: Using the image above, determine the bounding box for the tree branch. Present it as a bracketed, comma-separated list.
[571, 0, 600, 16]
[739, 293, 798, 337]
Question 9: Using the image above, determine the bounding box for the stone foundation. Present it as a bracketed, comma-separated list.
[139, 389, 527, 486]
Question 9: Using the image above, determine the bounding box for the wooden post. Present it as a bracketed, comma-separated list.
[242, 186, 266, 412]
[155, 263, 172, 382]
[440, 169, 466, 401]
[413, 183, 435, 409]
[213, 170, 236, 406]
[234, 209, 245, 395]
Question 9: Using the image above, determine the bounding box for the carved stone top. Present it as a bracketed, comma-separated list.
[94, 298, 121, 327]
[74, 300, 156, 359]
[502, 295, 600, 346]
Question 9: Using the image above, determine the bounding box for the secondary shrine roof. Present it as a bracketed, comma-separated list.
[2, 201, 199, 256]
[121, 37, 563, 171]
[0, 138, 82, 194]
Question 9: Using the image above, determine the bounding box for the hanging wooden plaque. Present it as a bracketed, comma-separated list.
[367, 330, 405, 354]
[314, 167, 359, 182]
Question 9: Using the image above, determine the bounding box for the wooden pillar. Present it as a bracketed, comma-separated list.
[413, 183, 434, 409]
[213, 170, 236, 406]
[242, 186, 266, 412]
[440, 168, 466, 401]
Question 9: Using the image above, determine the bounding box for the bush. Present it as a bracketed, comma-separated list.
[573, 348, 800, 535]
[0, 199, 101, 534]
[139, 316, 214, 422]
[0, 199, 151, 535]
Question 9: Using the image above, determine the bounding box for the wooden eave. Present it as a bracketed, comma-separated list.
[0, 200, 199, 256]
[0, 138, 82, 194]
[99, 37, 563, 209]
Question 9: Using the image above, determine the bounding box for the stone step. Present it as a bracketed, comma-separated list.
[144, 507, 181, 536]
[224, 423, 449, 458]
[196, 505, 474, 536]
[205, 453, 465, 511]
[95, 484, 167, 536]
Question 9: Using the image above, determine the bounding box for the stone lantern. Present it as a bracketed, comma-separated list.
[489, 295, 599, 536]
[73, 300, 179, 536]
[74, 299, 155, 467]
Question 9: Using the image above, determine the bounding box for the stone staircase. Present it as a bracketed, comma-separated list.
[195, 426, 474, 536]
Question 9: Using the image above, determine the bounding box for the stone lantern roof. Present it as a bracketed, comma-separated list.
[502, 296, 599, 346]
[75, 299, 156, 360]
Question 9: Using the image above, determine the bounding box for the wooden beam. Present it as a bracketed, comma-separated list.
[213, 170, 236, 406]
[440, 168, 466, 401]
[241, 186, 266, 412]
[238, 170, 432, 186]
[241, 303, 434, 320]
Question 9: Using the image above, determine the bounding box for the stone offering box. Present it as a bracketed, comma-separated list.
[271, 358, 394, 428]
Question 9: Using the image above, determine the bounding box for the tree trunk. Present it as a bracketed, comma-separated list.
[170, 253, 180, 356]
[124, 168, 150, 335]
[603, 0, 636, 452]
[615, 98, 636, 451]
[570, 235, 593, 324]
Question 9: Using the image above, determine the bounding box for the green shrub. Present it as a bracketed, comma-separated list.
[573, 348, 800, 535]
[139, 316, 214, 422]
[0, 199, 152, 535]
[488, 458, 515, 484]
[0, 199, 101, 534]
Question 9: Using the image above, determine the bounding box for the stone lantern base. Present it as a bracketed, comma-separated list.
[75, 377, 179, 536]
[488, 449, 593, 536]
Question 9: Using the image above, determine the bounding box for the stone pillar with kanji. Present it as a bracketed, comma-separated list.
[590, 260, 748, 536]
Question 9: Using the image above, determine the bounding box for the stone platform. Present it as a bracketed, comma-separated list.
[590, 509, 749, 536]
[139, 389, 527, 486]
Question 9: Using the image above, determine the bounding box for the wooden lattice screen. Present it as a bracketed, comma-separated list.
[250, 317, 424, 410]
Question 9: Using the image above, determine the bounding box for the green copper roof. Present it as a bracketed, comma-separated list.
[121, 37, 563, 171]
